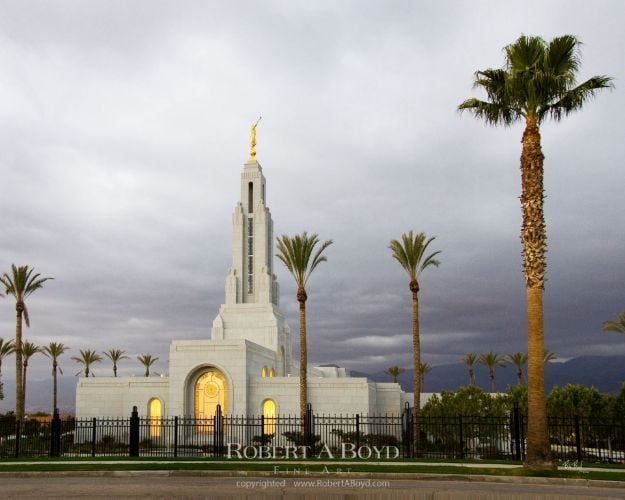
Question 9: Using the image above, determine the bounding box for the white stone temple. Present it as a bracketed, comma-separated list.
[75, 153, 413, 421]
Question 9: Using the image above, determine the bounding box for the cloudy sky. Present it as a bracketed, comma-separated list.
[1, 1, 623, 399]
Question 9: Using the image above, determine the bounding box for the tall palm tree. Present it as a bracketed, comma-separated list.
[458, 35, 612, 468]
[276, 232, 333, 421]
[137, 354, 158, 377]
[420, 362, 432, 389]
[104, 349, 129, 377]
[0, 338, 15, 378]
[72, 349, 102, 377]
[479, 352, 507, 392]
[384, 365, 405, 384]
[0, 265, 53, 419]
[389, 231, 441, 418]
[507, 352, 528, 385]
[43, 342, 69, 412]
[462, 352, 477, 386]
[22, 341, 43, 411]
[603, 310, 625, 334]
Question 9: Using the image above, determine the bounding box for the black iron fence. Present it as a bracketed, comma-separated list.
[1, 405, 623, 463]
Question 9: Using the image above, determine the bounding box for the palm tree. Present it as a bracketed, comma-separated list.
[72, 349, 102, 377]
[458, 35, 612, 468]
[543, 348, 557, 363]
[43, 342, 69, 412]
[603, 311, 625, 334]
[276, 232, 333, 421]
[137, 354, 159, 377]
[479, 352, 507, 392]
[462, 353, 477, 386]
[0, 338, 15, 378]
[385, 366, 405, 384]
[507, 352, 528, 385]
[104, 349, 129, 377]
[420, 362, 432, 389]
[0, 265, 53, 419]
[22, 341, 43, 411]
[389, 231, 441, 418]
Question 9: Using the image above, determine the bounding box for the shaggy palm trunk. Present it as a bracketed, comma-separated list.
[468, 367, 474, 386]
[297, 287, 308, 426]
[15, 302, 24, 420]
[113, 363, 118, 377]
[52, 360, 58, 412]
[22, 359, 29, 412]
[488, 369, 495, 392]
[85, 365, 90, 378]
[516, 366, 523, 385]
[521, 116, 553, 468]
[145, 366, 149, 377]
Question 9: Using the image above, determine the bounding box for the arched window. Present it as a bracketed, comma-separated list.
[248, 182, 253, 213]
[148, 398, 162, 437]
[262, 399, 276, 436]
[269, 368, 276, 377]
[261, 366, 268, 377]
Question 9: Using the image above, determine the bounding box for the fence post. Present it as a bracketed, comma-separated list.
[402, 403, 413, 458]
[215, 404, 223, 457]
[458, 415, 464, 459]
[574, 414, 582, 462]
[91, 417, 97, 457]
[355, 414, 360, 451]
[49, 408, 61, 457]
[174, 416, 178, 458]
[512, 404, 522, 461]
[14, 419, 21, 458]
[129, 406, 139, 457]
[304, 403, 314, 453]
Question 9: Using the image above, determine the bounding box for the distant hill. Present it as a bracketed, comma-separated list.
[362, 355, 625, 394]
[1, 355, 623, 415]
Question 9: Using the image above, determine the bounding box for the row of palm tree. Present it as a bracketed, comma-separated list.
[462, 350, 557, 391]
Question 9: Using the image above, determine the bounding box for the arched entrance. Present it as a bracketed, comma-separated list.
[148, 398, 162, 437]
[194, 369, 228, 420]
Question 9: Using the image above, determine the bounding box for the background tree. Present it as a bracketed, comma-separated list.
[43, 342, 69, 412]
[462, 352, 477, 386]
[0, 338, 15, 379]
[137, 354, 158, 377]
[420, 361, 432, 389]
[603, 310, 625, 334]
[72, 349, 102, 377]
[547, 384, 611, 420]
[0, 265, 53, 419]
[104, 349, 129, 377]
[389, 231, 440, 420]
[458, 35, 612, 468]
[507, 352, 528, 385]
[276, 232, 332, 421]
[479, 352, 507, 392]
[22, 341, 42, 411]
[384, 365, 405, 384]
[543, 349, 557, 363]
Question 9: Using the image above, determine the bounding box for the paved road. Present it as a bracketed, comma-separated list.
[1, 475, 624, 499]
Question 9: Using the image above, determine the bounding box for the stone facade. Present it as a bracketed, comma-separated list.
[76, 158, 412, 419]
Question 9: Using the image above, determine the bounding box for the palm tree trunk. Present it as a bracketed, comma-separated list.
[517, 367, 523, 385]
[52, 361, 58, 411]
[15, 304, 24, 420]
[145, 366, 149, 377]
[114, 363, 117, 377]
[23, 361, 28, 412]
[297, 287, 308, 426]
[489, 369, 496, 392]
[469, 367, 474, 386]
[85, 365, 90, 378]
[410, 283, 422, 454]
[521, 116, 552, 468]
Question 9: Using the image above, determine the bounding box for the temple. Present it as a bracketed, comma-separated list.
[75, 141, 414, 421]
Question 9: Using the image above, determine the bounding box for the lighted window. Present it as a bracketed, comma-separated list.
[262, 399, 276, 436]
[269, 368, 276, 377]
[148, 398, 162, 437]
[261, 366, 268, 377]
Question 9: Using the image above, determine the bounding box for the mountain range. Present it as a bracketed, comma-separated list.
[1, 355, 623, 415]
